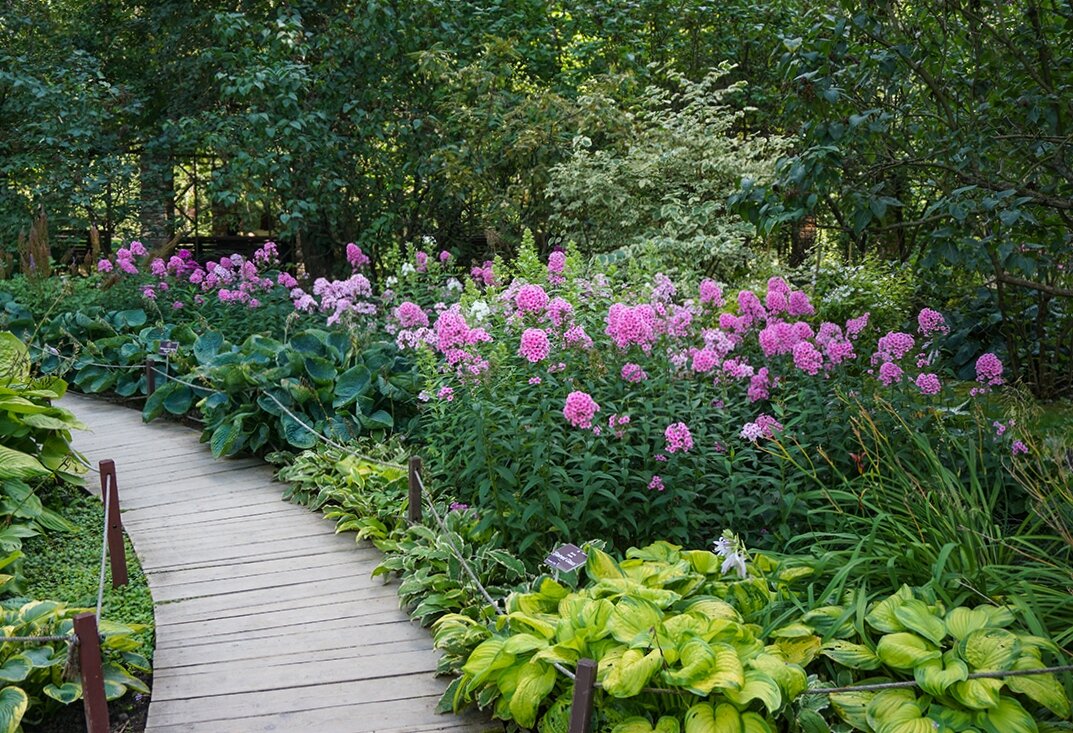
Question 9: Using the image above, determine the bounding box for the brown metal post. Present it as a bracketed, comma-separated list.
[99, 460, 127, 588]
[407, 455, 423, 524]
[73, 612, 109, 733]
[568, 659, 598, 733]
[145, 358, 156, 396]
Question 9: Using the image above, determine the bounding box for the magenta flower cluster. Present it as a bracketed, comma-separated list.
[664, 422, 694, 453]
[563, 391, 600, 429]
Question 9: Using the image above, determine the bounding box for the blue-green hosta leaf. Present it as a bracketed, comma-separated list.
[601, 648, 663, 698]
[893, 599, 946, 646]
[662, 639, 743, 696]
[724, 669, 782, 713]
[0, 686, 27, 733]
[945, 607, 992, 640]
[1005, 656, 1071, 718]
[913, 655, 968, 697]
[333, 364, 371, 408]
[960, 628, 1021, 671]
[865, 586, 914, 634]
[973, 695, 1038, 733]
[508, 661, 556, 728]
[43, 681, 81, 704]
[21, 646, 61, 668]
[0, 656, 30, 683]
[280, 412, 318, 449]
[876, 633, 940, 670]
[822, 640, 882, 670]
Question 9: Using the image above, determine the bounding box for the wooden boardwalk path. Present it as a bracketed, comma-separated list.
[63, 394, 493, 733]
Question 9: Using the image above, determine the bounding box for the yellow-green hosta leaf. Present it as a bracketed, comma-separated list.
[502, 633, 550, 655]
[602, 648, 663, 698]
[876, 633, 940, 670]
[914, 656, 968, 697]
[609, 596, 663, 647]
[773, 635, 822, 666]
[680, 597, 742, 623]
[595, 578, 682, 608]
[865, 586, 914, 634]
[663, 639, 744, 696]
[0, 686, 28, 733]
[893, 599, 946, 646]
[973, 696, 1038, 733]
[866, 689, 923, 733]
[586, 547, 625, 580]
[830, 690, 874, 732]
[802, 606, 855, 638]
[977, 606, 1016, 629]
[655, 716, 682, 733]
[684, 703, 742, 733]
[822, 640, 882, 670]
[945, 607, 992, 640]
[627, 541, 683, 563]
[506, 612, 558, 640]
[724, 669, 782, 713]
[749, 653, 807, 700]
[462, 639, 515, 691]
[950, 678, 1004, 710]
[771, 623, 814, 638]
[1005, 656, 1071, 718]
[683, 550, 723, 575]
[508, 661, 556, 729]
[612, 717, 656, 733]
[960, 628, 1022, 671]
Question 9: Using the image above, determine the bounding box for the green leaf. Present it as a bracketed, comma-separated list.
[876, 633, 940, 670]
[0, 686, 27, 732]
[0, 656, 30, 683]
[586, 547, 624, 581]
[913, 656, 968, 697]
[0, 445, 49, 480]
[333, 364, 371, 408]
[193, 331, 224, 363]
[973, 695, 1038, 733]
[960, 628, 1021, 671]
[865, 586, 912, 634]
[304, 356, 337, 385]
[43, 681, 81, 704]
[663, 639, 744, 696]
[893, 599, 946, 646]
[830, 690, 874, 732]
[280, 413, 318, 449]
[945, 607, 992, 640]
[724, 669, 782, 713]
[609, 597, 662, 647]
[612, 718, 655, 733]
[822, 640, 882, 670]
[1005, 656, 1071, 718]
[508, 661, 556, 728]
[950, 677, 1004, 710]
[164, 384, 193, 415]
[601, 648, 663, 698]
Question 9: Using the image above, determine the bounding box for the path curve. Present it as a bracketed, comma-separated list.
[63, 394, 492, 733]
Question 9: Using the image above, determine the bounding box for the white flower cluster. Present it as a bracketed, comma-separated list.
[712, 530, 748, 579]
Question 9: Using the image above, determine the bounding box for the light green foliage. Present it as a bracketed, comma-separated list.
[795, 256, 916, 338]
[547, 67, 790, 281]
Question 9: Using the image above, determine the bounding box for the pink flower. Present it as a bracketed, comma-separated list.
[874, 332, 916, 363]
[787, 291, 815, 316]
[648, 475, 665, 492]
[606, 303, 658, 350]
[737, 290, 766, 326]
[519, 328, 551, 363]
[437, 386, 455, 401]
[915, 373, 941, 395]
[747, 368, 771, 402]
[563, 391, 600, 429]
[439, 250, 452, 264]
[1011, 440, 1028, 456]
[792, 342, 824, 375]
[150, 258, 167, 277]
[878, 361, 904, 386]
[975, 353, 1004, 386]
[118, 259, 138, 275]
[722, 357, 754, 380]
[548, 251, 566, 274]
[529, 377, 542, 385]
[740, 422, 763, 442]
[691, 348, 719, 373]
[471, 261, 495, 286]
[393, 301, 429, 329]
[277, 272, 298, 289]
[345, 243, 370, 269]
[564, 325, 593, 349]
[621, 363, 648, 382]
[546, 297, 573, 327]
[97, 259, 113, 273]
[664, 422, 694, 453]
[129, 241, 147, 257]
[917, 308, 949, 336]
[141, 285, 156, 300]
[171, 300, 184, 310]
[699, 279, 723, 307]
[845, 313, 870, 339]
[416, 251, 429, 272]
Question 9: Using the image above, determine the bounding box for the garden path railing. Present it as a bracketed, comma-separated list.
[5, 452, 129, 733]
[53, 353, 1073, 732]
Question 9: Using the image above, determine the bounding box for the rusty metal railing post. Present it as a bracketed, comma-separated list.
[73, 612, 109, 733]
[99, 460, 127, 588]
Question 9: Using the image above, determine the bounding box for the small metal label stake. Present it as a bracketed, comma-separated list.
[158, 340, 179, 356]
[546, 543, 587, 573]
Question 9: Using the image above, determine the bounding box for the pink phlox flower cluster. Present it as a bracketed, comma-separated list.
[702, 329, 736, 359]
[699, 279, 724, 308]
[759, 321, 800, 357]
[647, 475, 665, 491]
[873, 331, 916, 364]
[519, 328, 552, 363]
[97, 259, 113, 273]
[788, 291, 815, 317]
[471, 261, 495, 287]
[563, 325, 593, 350]
[691, 347, 720, 374]
[845, 313, 870, 339]
[722, 357, 754, 380]
[150, 258, 167, 277]
[915, 373, 941, 395]
[621, 363, 648, 382]
[416, 251, 428, 273]
[607, 413, 630, 438]
[747, 367, 771, 403]
[546, 297, 574, 328]
[917, 308, 949, 336]
[665, 305, 694, 339]
[172, 300, 184, 310]
[437, 386, 455, 402]
[291, 289, 317, 312]
[548, 251, 566, 285]
[765, 277, 792, 314]
[737, 290, 766, 327]
[1011, 440, 1029, 456]
[440, 250, 452, 264]
[128, 241, 147, 257]
[513, 283, 548, 314]
[606, 303, 658, 351]
[141, 285, 156, 300]
[993, 419, 1015, 438]
[975, 353, 1004, 386]
[878, 361, 904, 386]
[651, 273, 677, 302]
[253, 241, 279, 265]
[395, 327, 435, 351]
[345, 243, 370, 269]
[664, 422, 694, 453]
[277, 272, 298, 289]
[741, 413, 782, 442]
[792, 341, 824, 376]
[529, 377, 542, 385]
[393, 301, 429, 329]
[669, 351, 689, 370]
[563, 391, 600, 429]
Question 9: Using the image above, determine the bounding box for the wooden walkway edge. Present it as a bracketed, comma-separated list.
[62, 394, 493, 733]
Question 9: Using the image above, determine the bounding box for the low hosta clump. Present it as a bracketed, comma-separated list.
[435, 542, 1071, 732]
